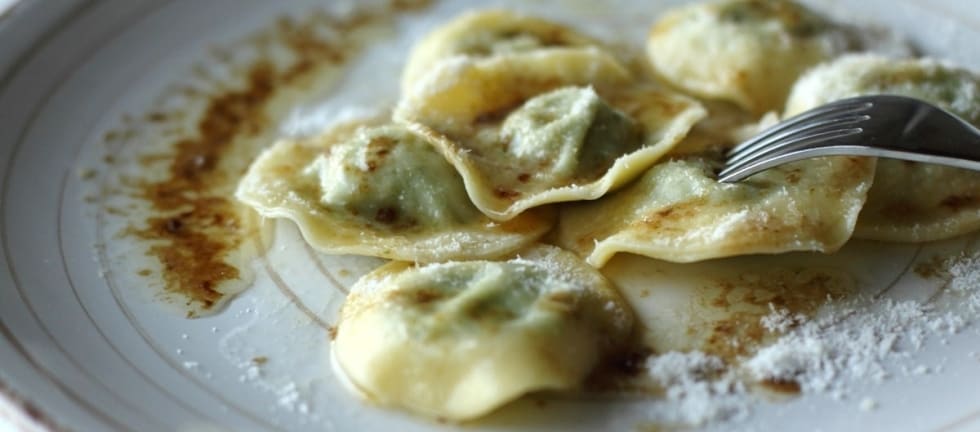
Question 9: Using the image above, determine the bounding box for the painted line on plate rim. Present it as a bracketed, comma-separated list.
[0, 1, 150, 431]
[92, 110, 287, 432]
[0, 375, 63, 432]
[872, 244, 924, 299]
[0, 0, 306, 430]
[921, 235, 977, 304]
[58, 137, 224, 425]
[300, 240, 351, 295]
[2, 0, 181, 425]
[0, 325, 130, 432]
[936, 406, 980, 432]
[1, 1, 978, 431]
[864, 7, 980, 427]
[260, 226, 334, 330]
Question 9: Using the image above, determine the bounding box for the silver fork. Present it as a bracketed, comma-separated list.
[717, 95, 980, 183]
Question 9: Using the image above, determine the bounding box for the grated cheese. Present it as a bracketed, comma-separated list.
[645, 249, 980, 427]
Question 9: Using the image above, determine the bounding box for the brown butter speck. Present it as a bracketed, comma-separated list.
[940, 194, 979, 210]
[493, 187, 521, 200]
[130, 0, 435, 312]
[760, 377, 802, 394]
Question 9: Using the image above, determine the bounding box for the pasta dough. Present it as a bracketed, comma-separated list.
[332, 245, 634, 421]
[235, 122, 554, 262]
[400, 9, 605, 93]
[409, 85, 706, 220]
[396, 9, 633, 138]
[396, 10, 707, 220]
[557, 154, 875, 266]
[647, 0, 849, 115]
[785, 54, 980, 242]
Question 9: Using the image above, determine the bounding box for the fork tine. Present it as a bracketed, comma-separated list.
[725, 114, 870, 166]
[717, 145, 878, 183]
[718, 127, 864, 180]
[719, 94, 980, 183]
[726, 99, 873, 159]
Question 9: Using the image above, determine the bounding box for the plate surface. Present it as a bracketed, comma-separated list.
[1, 1, 979, 431]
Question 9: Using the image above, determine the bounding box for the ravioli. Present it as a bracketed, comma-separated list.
[395, 9, 633, 135]
[235, 122, 554, 262]
[785, 54, 980, 242]
[646, 0, 849, 115]
[557, 154, 875, 266]
[409, 85, 706, 220]
[332, 245, 634, 421]
[400, 9, 607, 92]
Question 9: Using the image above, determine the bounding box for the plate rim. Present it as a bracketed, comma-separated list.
[0, 1, 979, 431]
[0, 1, 168, 431]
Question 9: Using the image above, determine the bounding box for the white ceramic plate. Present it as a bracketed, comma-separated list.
[2, 1, 980, 431]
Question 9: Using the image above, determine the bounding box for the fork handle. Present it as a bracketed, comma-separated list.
[883, 99, 980, 163]
[844, 146, 980, 171]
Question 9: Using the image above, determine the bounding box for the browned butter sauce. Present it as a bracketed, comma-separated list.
[122, 0, 853, 385]
[109, 0, 432, 315]
[595, 254, 855, 394]
[104, 1, 867, 416]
